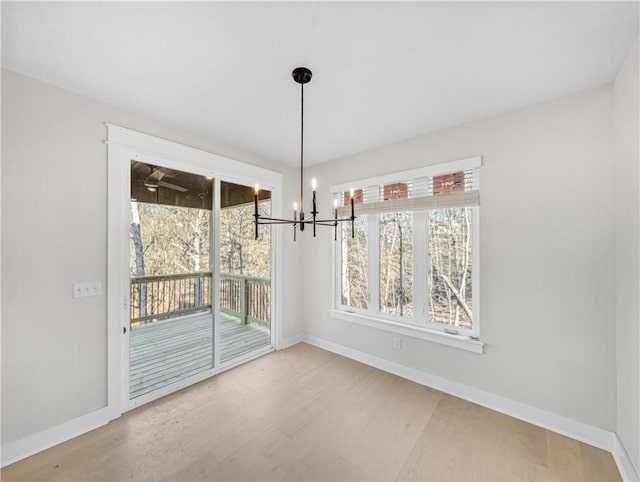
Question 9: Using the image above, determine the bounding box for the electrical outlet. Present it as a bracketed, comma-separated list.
[393, 337, 403, 349]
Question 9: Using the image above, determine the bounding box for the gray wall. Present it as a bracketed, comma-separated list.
[614, 38, 640, 471]
[1, 69, 302, 444]
[305, 85, 617, 430]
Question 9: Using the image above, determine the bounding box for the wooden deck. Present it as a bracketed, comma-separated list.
[129, 312, 270, 399]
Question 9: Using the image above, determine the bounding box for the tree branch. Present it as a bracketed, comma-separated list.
[436, 267, 473, 321]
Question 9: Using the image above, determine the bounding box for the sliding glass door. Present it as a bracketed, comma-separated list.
[125, 164, 274, 405]
[218, 181, 272, 362]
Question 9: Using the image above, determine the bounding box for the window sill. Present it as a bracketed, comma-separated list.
[329, 309, 484, 354]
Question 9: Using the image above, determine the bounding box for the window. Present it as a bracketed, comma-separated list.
[428, 207, 473, 329]
[341, 215, 368, 309]
[332, 157, 481, 349]
[379, 212, 413, 317]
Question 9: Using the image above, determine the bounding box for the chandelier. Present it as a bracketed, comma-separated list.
[253, 67, 356, 241]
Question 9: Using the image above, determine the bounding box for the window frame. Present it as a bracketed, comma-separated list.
[331, 157, 482, 353]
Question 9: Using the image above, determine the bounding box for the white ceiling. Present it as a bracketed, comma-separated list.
[2, 2, 638, 166]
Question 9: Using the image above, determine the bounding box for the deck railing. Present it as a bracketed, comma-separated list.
[130, 272, 270, 327]
[130, 272, 212, 324]
[220, 273, 271, 327]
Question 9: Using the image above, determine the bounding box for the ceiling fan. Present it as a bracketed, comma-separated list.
[141, 166, 187, 193]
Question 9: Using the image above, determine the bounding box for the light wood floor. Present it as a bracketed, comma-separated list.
[2, 343, 620, 482]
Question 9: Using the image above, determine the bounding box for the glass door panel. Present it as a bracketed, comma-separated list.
[219, 180, 272, 362]
[128, 161, 214, 399]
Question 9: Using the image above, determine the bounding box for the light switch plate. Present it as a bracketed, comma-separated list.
[73, 281, 102, 298]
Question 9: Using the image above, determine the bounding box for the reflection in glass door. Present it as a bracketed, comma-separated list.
[128, 161, 214, 399]
[219, 181, 272, 362]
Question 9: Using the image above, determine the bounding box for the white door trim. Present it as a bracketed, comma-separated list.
[107, 124, 283, 416]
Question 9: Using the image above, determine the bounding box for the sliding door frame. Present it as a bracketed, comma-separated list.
[107, 124, 283, 416]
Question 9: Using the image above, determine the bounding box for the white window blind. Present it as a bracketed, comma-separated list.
[336, 162, 480, 217]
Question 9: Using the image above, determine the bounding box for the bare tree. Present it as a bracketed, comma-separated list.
[130, 202, 147, 318]
[342, 216, 368, 309]
[219, 201, 271, 278]
[379, 212, 413, 317]
[428, 207, 473, 327]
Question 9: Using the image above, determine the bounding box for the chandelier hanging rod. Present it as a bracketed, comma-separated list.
[253, 67, 356, 241]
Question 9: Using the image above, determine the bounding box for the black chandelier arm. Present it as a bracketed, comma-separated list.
[255, 213, 355, 224]
[296, 215, 353, 223]
[256, 215, 299, 223]
[256, 220, 353, 225]
[256, 216, 354, 225]
[254, 216, 355, 240]
[257, 220, 298, 225]
[313, 216, 354, 224]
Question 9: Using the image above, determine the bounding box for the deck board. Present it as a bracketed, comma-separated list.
[129, 312, 270, 399]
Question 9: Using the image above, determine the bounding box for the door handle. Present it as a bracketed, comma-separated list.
[123, 326, 127, 335]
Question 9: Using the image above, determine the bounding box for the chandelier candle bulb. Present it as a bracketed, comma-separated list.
[350, 190, 355, 217]
[311, 179, 318, 237]
[254, 185, 259, 211]
[312, 181, 317, 214]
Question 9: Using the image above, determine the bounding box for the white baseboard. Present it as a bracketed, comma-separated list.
[1, 406, 111, 468]
[613, 434, 640, 481]
[279, 332, 304, 349]
[301, 334, 614, 453]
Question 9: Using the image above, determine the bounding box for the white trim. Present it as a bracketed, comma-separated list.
[105, 124, 281, 186]
[330, 309, 483, 353]
[108, 138, 133, 410]
[368, 210, 379, 309]
[299, 334, 614, 452]
[613, 434, 640, 481]
[413, 211, 428, 321]
[107, 130, 129, 419]
[1, 407, 111, 467]
[330, 155, 481, 194]
[280, 333, 305, 349]
[472, 205, 481, 337]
